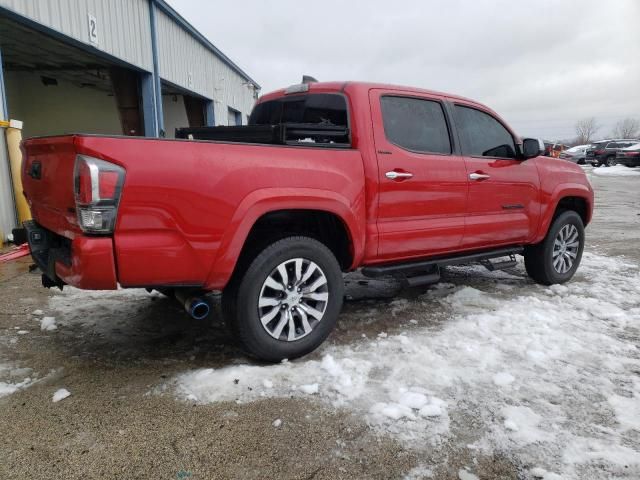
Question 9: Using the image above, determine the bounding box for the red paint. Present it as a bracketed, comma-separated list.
[0, 244, 30, 263]
[54, 236, 117, 289]
[21, 82, 594, 291]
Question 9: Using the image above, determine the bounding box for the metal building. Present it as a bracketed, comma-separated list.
[0, 0, 260, 240]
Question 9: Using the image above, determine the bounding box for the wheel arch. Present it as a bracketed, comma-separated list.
[553, 196, 589, 224]
[534, 185, 593, 243]
[205, 188, 365, 290]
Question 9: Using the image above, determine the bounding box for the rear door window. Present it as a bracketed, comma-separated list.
[380, 96, 451, 154]
[454, 105, 516, 159]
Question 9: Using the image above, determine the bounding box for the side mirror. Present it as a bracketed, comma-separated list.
[521, 138, 544, 159]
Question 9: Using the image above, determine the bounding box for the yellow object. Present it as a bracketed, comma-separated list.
[2, 119, 31, 224]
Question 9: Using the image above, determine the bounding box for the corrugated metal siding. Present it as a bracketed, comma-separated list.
[155, 9, 255, 122]
[0, 0, 153, 71]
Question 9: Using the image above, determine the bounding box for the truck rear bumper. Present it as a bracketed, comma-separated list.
[23, 221, 118, 290]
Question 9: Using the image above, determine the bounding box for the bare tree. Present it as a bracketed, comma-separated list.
[575, 117, 600, 144]
[612, 118, 640, 139]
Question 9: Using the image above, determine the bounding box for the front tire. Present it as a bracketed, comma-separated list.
[524, 211, 585, 285]
[223, 236, 344, 362]
[605, 156, 617, 167]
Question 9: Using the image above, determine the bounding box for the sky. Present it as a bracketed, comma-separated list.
[167, 0, 640, 141]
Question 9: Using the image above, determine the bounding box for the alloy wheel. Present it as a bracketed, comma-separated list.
[258, 258, 329, 341]
[552, 224, 580, 274]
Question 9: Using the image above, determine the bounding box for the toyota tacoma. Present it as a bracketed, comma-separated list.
[17, 81, 594, 361]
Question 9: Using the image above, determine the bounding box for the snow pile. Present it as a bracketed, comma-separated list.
[52, 388, 71, 403]
[592, 165, 640, 177]
[457, 470, 479, 480]
[0, 364, 34, 398]
[40, 316, 57, 331]
[171, 251, 640, 478]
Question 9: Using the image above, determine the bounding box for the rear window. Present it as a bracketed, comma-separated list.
[249, 93, 349, 146]
[249, 94, 348, 127]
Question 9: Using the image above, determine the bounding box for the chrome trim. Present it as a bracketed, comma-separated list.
[469, 172, 491, 180]
[385, 171, 413, 180]
[86, 158, 101, 203]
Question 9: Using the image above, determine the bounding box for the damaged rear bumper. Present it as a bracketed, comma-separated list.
[22, 220, 117, 290]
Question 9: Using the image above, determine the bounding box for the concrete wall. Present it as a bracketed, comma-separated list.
[4, 72, 121, 139]
[0, 0, 153, 71]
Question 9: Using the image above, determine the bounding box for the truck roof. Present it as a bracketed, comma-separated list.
[257, 81, 479, 105]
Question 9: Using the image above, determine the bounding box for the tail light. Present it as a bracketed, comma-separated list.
[73, 155, 125, 234]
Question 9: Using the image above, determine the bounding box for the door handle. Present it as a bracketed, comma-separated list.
[386, 171, 413, 180]
[469, 172, 490, 181]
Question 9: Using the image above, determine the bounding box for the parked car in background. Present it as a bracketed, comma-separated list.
[560, 144, 590, 164]
[615, 142, 640, 167]
[586, 139, 640, 167]
[543, 142, 567, 158]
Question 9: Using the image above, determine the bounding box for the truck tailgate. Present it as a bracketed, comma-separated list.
[21, 135, 80, 238]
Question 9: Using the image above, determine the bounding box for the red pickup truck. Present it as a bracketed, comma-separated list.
[19, 81, 593, 361]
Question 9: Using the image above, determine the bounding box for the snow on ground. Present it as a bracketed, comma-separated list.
[40, 316, 57, 331]
[52, 388, 71, 403]
[48, 288, 160, 330]
[592, 165, 640, 177]
[0, 363, 35, 398]
[171, 251, 640, 479]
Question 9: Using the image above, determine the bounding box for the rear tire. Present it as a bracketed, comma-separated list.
[524, 211, 585, 285]
[222, 236, 343, 362]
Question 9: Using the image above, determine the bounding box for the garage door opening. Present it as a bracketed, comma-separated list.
[0, 16, 151, 139]
[161, 81, 213, 138]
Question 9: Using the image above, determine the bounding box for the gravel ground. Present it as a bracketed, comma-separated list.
[0, 168, 638, 479]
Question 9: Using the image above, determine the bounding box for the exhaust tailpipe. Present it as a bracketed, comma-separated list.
[175, 290, 211, 320]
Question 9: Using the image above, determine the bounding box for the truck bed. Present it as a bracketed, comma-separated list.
[175, 123, 350, 147]
[20, 133, 366, 290]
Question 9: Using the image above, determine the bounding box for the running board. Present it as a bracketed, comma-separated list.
[480, 255, 518, 271]
[404, 270, 441, 287]
[361, 247, 523, 278]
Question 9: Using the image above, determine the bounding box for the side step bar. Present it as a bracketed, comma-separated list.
[361, 246, 524, 279]
[481, 255, 518, 271]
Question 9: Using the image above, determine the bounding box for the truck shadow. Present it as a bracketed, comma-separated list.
[45, 266, 529, 367]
